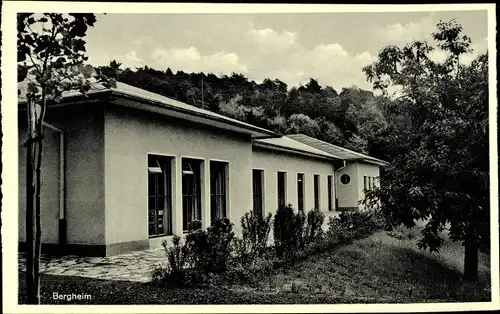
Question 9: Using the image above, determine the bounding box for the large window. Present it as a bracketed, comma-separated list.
[314, 174, 320, 210]
[182, 159, 202, 231]
[277, 171, 287, 208]
[297, 173, 305, 212]
[364, 176, 368, 191]
[148, 155, 173, 237]
[210, 161, 227, 222]
[327, 175, 333, 211]
[252, 169, 264, 217]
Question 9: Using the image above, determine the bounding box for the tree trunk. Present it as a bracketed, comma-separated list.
[25, 139, 36, 304]
[34, 134, 44, 303]
[463, 240, 479, 282]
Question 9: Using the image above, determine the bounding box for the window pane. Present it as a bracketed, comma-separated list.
[148, 174, 156, 196]
[148, 196, 157, 236]
[148, 155, 173, 236]
[314, 175, 320, 210]
[328, 175, 333, 211]
[278, 172, 286, 207]
[297, 174, 304, 212]
[183, 159, 202, 230]
[210, 161, 227, 221]
[253, 170, 263, 217]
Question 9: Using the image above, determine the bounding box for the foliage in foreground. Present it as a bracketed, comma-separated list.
[362, 19, 489, 281]
[152, 208, 385, 288]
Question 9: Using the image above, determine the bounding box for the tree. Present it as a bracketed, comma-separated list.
[17, 13, 105, 304]
[286, 113, 320, 137]
[362, 20, 489, 281]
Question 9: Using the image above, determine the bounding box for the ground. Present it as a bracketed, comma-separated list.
[18, 225, 491, 304]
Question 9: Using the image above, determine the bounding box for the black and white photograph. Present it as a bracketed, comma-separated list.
[1, 1, 498, 312]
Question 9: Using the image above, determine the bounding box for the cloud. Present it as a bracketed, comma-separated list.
[461, 37, 488, 65]
[428, 49, 449, 63]
[373, 16, 435, 43]
[124, 50, 142, 67]
[149, 46, 248, 74]
[252, 42, 376, 90]
[427, 36, 488, 65]
[248, 27, 297, 52]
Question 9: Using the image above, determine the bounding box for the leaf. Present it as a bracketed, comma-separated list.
[109, 78, 117, 88]
[27, 82, 39, 94]
[18, 65, 29, 82]
[82, 64, 94, 78]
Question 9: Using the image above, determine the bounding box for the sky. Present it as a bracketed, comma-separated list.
[84, 10, 489, 91]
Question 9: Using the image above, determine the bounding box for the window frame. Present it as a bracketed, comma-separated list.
[277, 171, 287, 208]
[297, 173, 305, 212]
[313, 174, 320, 210]
[252, 169, 264, 218]
[210, 160, 228, 223]
[182, 158, 203, 232]
[327, 175, 333, 211]
[147, 154, 173, 238]
[340, 173, 351, 185]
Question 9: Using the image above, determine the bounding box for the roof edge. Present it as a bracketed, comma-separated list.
[288, 133, 390, 166]
[253, 140, 338, 161]
[109, 89, 279, 138]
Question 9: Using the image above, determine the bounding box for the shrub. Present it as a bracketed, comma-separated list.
[164, 235, 188, 273]
[206, 218, 235, 273]
[304, 208, 325, 244]
[326, 216, 354, 244]
[184, 218, 235, 274]
[233, 211, 273, 264]
[273, 204, 306, 257]
[326, 208, 386, 245]
[152, 234, 205, 288]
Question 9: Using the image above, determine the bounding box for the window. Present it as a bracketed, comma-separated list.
[148, 155, 173, 237]
[340, 174, 350, 185]
[314, 174, 320, 210]
[327, 175, 333, 211]
[210, 161, 227, 222]
[297, 173, 305, 212]
[369, 177, 373, 190]
[252, 169, 264, 217]
[182, 159, 202, 231]
[277, 171, 287, 208]
[364, 176, 368, 191]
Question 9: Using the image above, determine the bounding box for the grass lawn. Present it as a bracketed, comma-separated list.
[18, 226, 491, 304]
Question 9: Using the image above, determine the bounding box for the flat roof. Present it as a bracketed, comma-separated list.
[18, 80, 279, 139]
[253, 136, 339, 160]
[287, 134, 389, 166]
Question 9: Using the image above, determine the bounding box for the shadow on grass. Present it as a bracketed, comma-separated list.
[249, 232, 491, 303]
[386, 246, 490, 302]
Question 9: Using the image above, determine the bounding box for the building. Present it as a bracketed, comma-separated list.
[18, 82, 388, 256]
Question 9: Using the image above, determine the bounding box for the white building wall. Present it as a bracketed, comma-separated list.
[251, 147, 335, 215]
[356, 162, 381, 210]
[104, 105, 253, 249]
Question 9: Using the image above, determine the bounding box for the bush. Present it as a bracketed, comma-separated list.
[153, 218, 235, 287]
[184, 218, 235, 274]
[273, 204, 306, 257]
[164, 235, 188, 273]
[233, 211, 272, 265]
[154, 207, 385, 288]
[304, 208, 325, 244]
[326, 208, 386, 244]
[326, 216, 355, 244]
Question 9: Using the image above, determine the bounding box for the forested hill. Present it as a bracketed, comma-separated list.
[97, 61, 395, 161]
